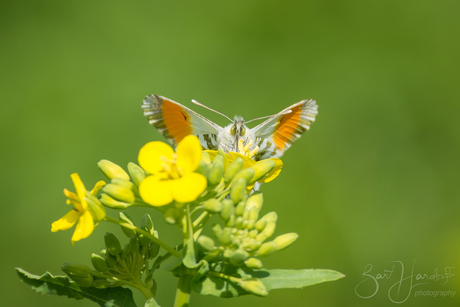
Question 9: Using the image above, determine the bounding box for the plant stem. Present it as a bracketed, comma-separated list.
[173, 274, 193, 307]
[104, 216, 181, 258]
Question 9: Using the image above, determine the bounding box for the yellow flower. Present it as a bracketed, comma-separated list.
[206, 150, 283, 184]
[138, 135, 207, 206]
[51, 173, 106, 244]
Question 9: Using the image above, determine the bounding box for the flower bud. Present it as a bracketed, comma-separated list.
[103, 251, 118, 267]
[100, 194, 130, 209]
[235, 216, 244, 229]
[208, 155, 224, 186]
[224, 158, 244, 183]
[111, 177, 136, 192]
[244, 258, 263, 269]
[261, 221, 276, 238]
[149, 242, 160, 259]
[262, 212, 278, 223]
[245, 192, 263, 212]
[248, 239, 262, 251]
[91, 253, 108, 272]
[119, 212, 136, 237]
[211, 224, 222, 238]
[164, 208, 181, 225]
[230, 249, 249, 266]
[235, 201, 246, 216]
[138, 233, 152, 247]
[248, 229, 258, 238]
[239, 278, 268, 296]
[196, 152, 211, 177]
[218, 228, 232, 246]
[248, 160, 276, 184]
[219, 199, 234, 221]
[128, 235, 140, 254]
[229, 168, 255, 187]
[203, 199, 222, 213]
[104, 232, 122, 256]
[127, 162, 146, 186]
[273, 233, 299, 251]
[256, 241, 278, 257]
[197, 235, 216, 251]
[226, 214, 236, 227]
[84, 193, 106, 222]
[141, 214, 154, 235]
[69, 275, 94, 288]
[61, 263, 93, 278]
[230, 178, 247, 204]
[255, 233, 268, 243]
[102, 184, 135, 203]
[98, 159, 130, 181]
[92, 279, 112, 289]
[255, 218, 266, 232]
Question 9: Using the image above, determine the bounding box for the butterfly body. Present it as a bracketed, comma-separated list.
[142, 95, 317, 160]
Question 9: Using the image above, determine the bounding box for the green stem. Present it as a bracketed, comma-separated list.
[173, 274, 193, 307]
[104, 216, 181, 258]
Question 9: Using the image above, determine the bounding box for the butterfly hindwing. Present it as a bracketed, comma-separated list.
[251, 99, 318, 160]
[142, 95, 222, 149]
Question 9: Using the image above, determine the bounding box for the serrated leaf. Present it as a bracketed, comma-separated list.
[16, 268, 136, 307]
[192, 267, 344, 298]
[144, 298, 161, 307]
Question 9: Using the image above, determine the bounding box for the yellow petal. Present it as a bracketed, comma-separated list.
[139, 175, 174, 206]
[138, 141, 174, 174]
[63, 189, 78, 201]
[90, 180, 106, 195]
[228, 151, 256, 168]
[51, 209, 80, 232]
[71, 210, 94, 244]
[171, 172, 207, 204]
[259, 158, 283, 183]
[176, 135, 202, 173]
[70, 173, 88, 210]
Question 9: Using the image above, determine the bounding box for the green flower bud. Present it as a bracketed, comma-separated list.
[229, 168, 255, 187]
[223, 249, 234, 259]
[208, 158, 224, 187]
[203, 199, 222, 213]
[248, 229, 258, 238]
[255, 232, 268, 243]
[256, 241, 278, 257]
[61, 263, 93, 278]
[201, 151, 212, 164]
[103, 252, 118, 267]
[111, 177, 136, 191]
[248, 159, 276, 184]
[230, 178, 247, 204]
[100, 194, 130, 209]
[218, 228, 232, 246]
[226, 214, 236, 227]
[84, 192, 106, 222]
[92, 278, 112, 289]
[196, 152, 211, 177]
[150, 279, 158, 297]
[164, 208, 181, 225]
[273, 233, 299, 251]
[241, 220, 249, 229]
[141, 214, 154, 235]
[128, 235, 140, 254]
[261, 221, 276, 238]
[239, 278, 268, 296]
[119, 212, 136, 237]
[98, 159, 130, 181]
[138, 233, 151, 247]
[248, 239, 262, 251]
[211, 224, 223, 238]
[121, 244, 130, 260]
[262, 212, 278, 223]
[144, 273, 154, 289]
[245, 192, 263, 212]
[235, 201, 246, 216]
[235, 216, 244, 229]
[149, 242, 160, 259]
[224, 158, 244, 182]
[255, 218, 266, 232]
[69, 275, 94, 287]
[197, 235, 216, 251]
[91, 253, 108, 272]
[217, 148, 229, 169]
[248, 206, 260, 222]
[102, 183, 135, 203]
[219, 199, 234, 221]
[244, 258, 263, 269]
[104, 232, 122, 256]
[246, 219, 256, 230]
[127, 162, 146, 186]
[230, 249, 249, 266]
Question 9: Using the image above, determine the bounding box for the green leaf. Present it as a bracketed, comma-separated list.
[16, 268, 137, 307]
[144, 298, 161, 307]
[253, 268, 345, 290]
[192, 267, 344, 298]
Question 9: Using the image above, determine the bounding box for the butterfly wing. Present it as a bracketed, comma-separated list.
[142, 95, 222, 149]
[250, 99, 318, 160]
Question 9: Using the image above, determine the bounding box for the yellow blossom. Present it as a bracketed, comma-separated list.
[51, 173, 106, 244]
[138, 135, 207, 206]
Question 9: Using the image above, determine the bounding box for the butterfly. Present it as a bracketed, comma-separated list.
[142, 95, 318, 161]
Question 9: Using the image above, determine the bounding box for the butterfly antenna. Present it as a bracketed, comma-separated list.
[192, 99, 233, 122]
[245, 109, 292, 124]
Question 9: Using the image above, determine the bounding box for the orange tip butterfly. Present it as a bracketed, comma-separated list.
[142, 95, 318, 161]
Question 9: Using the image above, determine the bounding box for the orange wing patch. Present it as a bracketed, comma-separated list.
[273, 104, 302, 150]
[161, 102, 192, 144]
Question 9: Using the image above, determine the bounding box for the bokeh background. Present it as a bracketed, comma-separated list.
[1, 1, 459, 306]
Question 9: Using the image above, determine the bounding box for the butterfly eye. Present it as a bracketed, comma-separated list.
[239, 127, 246, 136]
[230, 126, 236, 135]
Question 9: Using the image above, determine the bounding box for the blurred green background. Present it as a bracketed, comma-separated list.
[1, 0, 459, 306]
